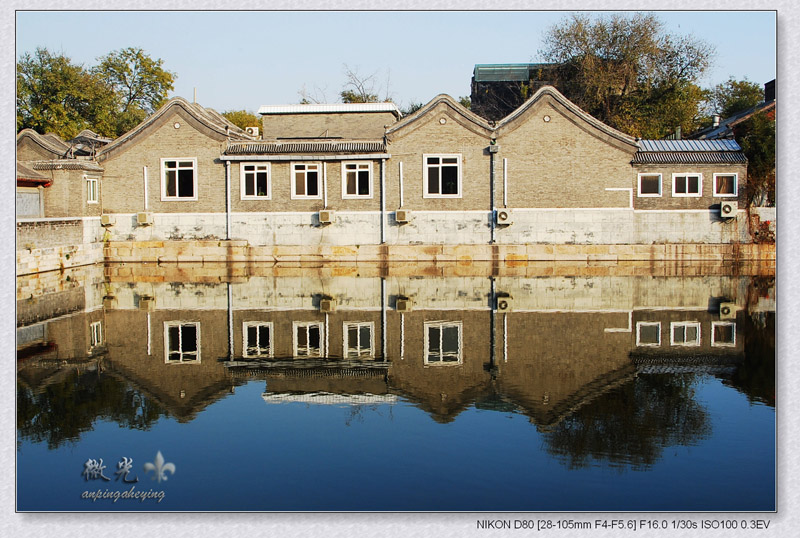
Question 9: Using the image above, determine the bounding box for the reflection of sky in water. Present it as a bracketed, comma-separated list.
[16, 266, 775, 511]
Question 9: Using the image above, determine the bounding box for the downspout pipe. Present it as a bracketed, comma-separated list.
[225, 160, 231, 240]
[380, 158, 386, 244]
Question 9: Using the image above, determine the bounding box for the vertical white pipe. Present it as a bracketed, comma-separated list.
[380, 159, 386, 243]
[323, 162, 328, 209]
[503, 158, 508, 208]
[381, 278, 387, 359]
[146, 312, 151, 356]
[325, 312, 329, 357]
[503, 313, 508, 362]
[227, 283, 234, 360]
[225, 161, 231, 240]
[143, 166, 148, 211]
[400, 312, 405, 360]
[399, 161, 404, 207]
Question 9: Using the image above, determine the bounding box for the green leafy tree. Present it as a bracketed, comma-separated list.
[221, 109, 260, 130]
[16, 48, 116, 139]
[94, 47, 176, 135]
[708, 77, 764, 118]
[735, 110, 775, 206]
[540, 13, 714, 138]
[458, 96, 471, 109]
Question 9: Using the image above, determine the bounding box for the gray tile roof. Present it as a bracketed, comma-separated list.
[16, 162, 49, 180]
[225, 140, 386, 155]
[30, 160, 104, 172]
[633, 138, 746, 164]
[638, 139, 741, 152]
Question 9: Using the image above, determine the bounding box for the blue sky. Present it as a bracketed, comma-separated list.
[15, 10, 776, 113]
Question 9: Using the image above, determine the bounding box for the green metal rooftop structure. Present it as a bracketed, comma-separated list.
[472, 63, 558, 82]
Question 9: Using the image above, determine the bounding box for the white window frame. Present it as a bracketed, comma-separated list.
[85, 175, 99, 204]
[240, 163, 271, 200]
[670, 321, 701, 347]
[243, 321, 274, 358]
[636, 321, 661, 347]
[291, 162, 322, 199]
[164, 321, 201, 363]
[292, 321, 324, 357]
[90, 321, 102, 347]
[343, 321, 375, 358]
[637, 173, 662, 197]
[161, 158, 198, 201]
[711, 321, 737, 347]
[671, 173, 703, 197]
[423, 321, 463, 365]
[713, 173, 738, 197]
[341, 161, 373, 199]
[423, 154, 462, 199]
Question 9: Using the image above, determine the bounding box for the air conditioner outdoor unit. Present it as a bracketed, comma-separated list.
[719, 201, 738, 219]
[496, 295, 514, 312]
[100, 214, 115, 227]
[138, 296, 155, 311]
[137, 212, 153, 226]
[102, 295, 116, 309]
[495, 208, 513, 225]
[395, 209, 411, 223]
[396, 298, 413, 312]
[319, 298, 336, 312]
[318, 210, 335, 224]
[245, 126, 260, 137]
[488, 144, 500, 153]
[720, 302, 737, 320]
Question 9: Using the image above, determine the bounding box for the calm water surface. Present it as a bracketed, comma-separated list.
[16, 263, 775, 511]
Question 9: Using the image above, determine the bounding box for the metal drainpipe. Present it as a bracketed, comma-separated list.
[490, 145, 496, 244]
[380, 158, 386, 244]
[225, 160, 231, 240]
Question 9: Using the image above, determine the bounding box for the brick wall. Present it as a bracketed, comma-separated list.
[261, 111, 397, 139]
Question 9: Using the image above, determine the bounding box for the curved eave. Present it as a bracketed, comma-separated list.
[16, 129, 71, 158]
[225, 140, 386, 155]
[30, 160, 104, 172]
[385, 94, 493, 140]
[97, 97, 253, 161]
[495, 86, 638, 151]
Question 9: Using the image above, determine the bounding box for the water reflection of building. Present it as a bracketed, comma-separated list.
[17, 263, 771, 431]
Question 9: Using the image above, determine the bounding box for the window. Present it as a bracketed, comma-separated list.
[424, 321, 462, 364]
[636, 321, 661, 346]
[423, 154, 461, 198]
[638, 174, 662, 197]
[243, 322, 273, 357]
[712, 322, 736, 347]
[241, 163, 270, 199]
[161, 159, 197, 200]
[86, 176, 99, 203]
[670, 322, 701, 346]
[342, 162, 372, 198]
[672, 173, 702, 197]
[292, 163, 321, 199]
[343, 322, 374, 358]
[713, 174, 738, 197]
[90, 321, 102, 347]
[164, 322, 200, 363]
[293, 321, 323, 357]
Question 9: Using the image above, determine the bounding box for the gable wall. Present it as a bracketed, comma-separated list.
[100, 108, 226, 214]
[496, 98, 636, 208]
[261, 111, 396, 139]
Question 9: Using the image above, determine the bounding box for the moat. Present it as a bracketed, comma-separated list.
[16, 262, 775, 511]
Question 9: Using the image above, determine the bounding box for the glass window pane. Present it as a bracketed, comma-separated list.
[179, 161, 193, 168]
[688, 176, 699, 193]
[442, 166, 458, 194]
[247, 326, 257, 347]
[442, 326, 459, 354]
[427, 167, 440, 194]
[178, 169, 194, 197]
[717, 176, 735, 194]
[245, 175, 255, 196]
[358, 171, 370, 195]
[256, 173, 268, 196]
[168, 326, 180, 352]
[295, 172, 305, 195]
[359, 326, 370, 350]
[714, 324, 734, 343]
[673, 325, 685, 342]
[427, 157, 439, 165]
[308, 326, 320, 350]
[297, 326, 307, 348]
[166, 171, 177, 197]
[306, 172, 319, 196]
[640, 325, 659, 344]
[348, 327, 358, 349]
[346, 172, 356, 195]
[258, 326, 270, 348]
[641, 176, 660, 195]
[686, 325, 698, 342]
[181, 325, 197, 353]
[675, 177, 686, 194]
[428, 327, 440, 353]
